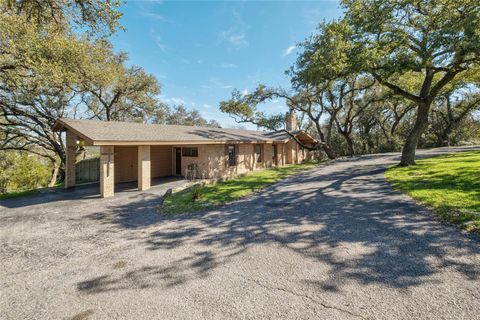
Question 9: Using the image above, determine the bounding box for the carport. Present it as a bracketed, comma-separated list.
[67, 139, 174, 198]
[54, 120, 175, 198]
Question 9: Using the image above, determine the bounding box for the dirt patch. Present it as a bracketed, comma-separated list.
[71, 309, 94, 320]
[112, 260, 128, 269]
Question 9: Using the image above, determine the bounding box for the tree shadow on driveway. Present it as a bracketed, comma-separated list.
[77, 161, 480, 295]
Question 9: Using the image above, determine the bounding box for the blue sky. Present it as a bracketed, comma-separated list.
[111, 0, 343, 128]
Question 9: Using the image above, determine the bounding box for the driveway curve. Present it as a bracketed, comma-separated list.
[1, 147, 479, 319]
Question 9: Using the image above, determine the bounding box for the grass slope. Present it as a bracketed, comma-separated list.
[0, 182, 64, 200]
[385, 150, 480, 233]
[163, 161, 319, 214]
[0, 189, 39, 200]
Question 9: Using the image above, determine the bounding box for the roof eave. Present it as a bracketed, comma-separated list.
[287, 130, 318, 144]
[52, 119, 66, 131]
[53, 119, 95, 145]
[91, 140, 284, 146]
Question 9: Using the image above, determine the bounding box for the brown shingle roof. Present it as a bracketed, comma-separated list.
[54, 118, 311, 145]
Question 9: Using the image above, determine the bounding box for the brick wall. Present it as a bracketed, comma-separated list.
[151, 146, 172, 178]
[174, 143, 286, 180]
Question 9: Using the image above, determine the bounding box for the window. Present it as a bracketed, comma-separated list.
[272, 144, 278, 163]
[182, 147, 198, 157]
[227, 145, 236, 167]
[255, 144, 263, 163]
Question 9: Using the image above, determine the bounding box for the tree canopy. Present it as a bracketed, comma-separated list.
[0, 0, 219, 187]
[221, 0, 480, 165]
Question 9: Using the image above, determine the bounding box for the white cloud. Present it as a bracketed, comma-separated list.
[241, 89, 249, 96]
[283, 45, 296, 56]
[195, 9, 249, 50]
[140, 0, 164, 4]
[220, 30, 249, 49]
[220, 62, 239, 68]
[150, 29, 167, 53]
[161, 97, 186, 105]
[142, 12, 165, 21]
[209, 78, 233, 89]
[180, 58, 191, 64]
[202, 104, 213, 109]
[219, 9, 250, 49]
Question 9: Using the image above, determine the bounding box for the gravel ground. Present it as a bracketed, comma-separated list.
[1, 147, 479, 320]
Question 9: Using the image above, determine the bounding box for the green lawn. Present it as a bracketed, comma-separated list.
[385, 151, 480, 233]
[0, 189, 40, 200]
[0, 182, 64, 200]
[162, 161, 320, 214]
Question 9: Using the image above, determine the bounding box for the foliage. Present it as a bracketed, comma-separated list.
[385, 151, 480, 233]
[0, 150, 51, 193]
[219, 86, 288, 130]
[0, 189, 40, 200]
[426, 71, 480, 146]
[154, 104, 221, 127]
[191, 184, 202, 202]
[79, 45, 162, 122]
[163, 161, 320, 214]
[0, 0, 125, 183]
[341, 0, 480, 165]
[220, 85, 339, 158]
[1, 0, 123, 37]
[221, 0, 480, 165]
[1, 1, 172, 189]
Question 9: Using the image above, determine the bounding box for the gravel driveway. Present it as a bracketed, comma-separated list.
[1, 147, 479, 320]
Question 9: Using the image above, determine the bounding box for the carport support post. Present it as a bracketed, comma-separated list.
[138, 145, 151, 191]
[65, 130, 77, 188]
[100, 146, 115, 198]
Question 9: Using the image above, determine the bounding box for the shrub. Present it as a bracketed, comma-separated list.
[191, 185, 202, 202]
[0, 151, 51, 193]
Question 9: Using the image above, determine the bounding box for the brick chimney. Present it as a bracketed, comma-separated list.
[285, 110, 298, 131]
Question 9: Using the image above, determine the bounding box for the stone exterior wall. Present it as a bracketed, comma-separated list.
[151, 146, 172, 178]
[263, 144, 273, 168]
[100, 146, 115, 198]
[177, 144, 226, 180]
[285, 140, 294, 164]
[173, 142, 291, 180]
[284, 140, 311, 164]
[137, 146, 151, 191]
[65, 130, 77, 188]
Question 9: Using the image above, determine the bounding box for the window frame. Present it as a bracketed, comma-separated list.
[255, 144, 263, 163]
[272, 144, 278, 162]
[181, 147, 198, 157]
[227, 145, 236, 167]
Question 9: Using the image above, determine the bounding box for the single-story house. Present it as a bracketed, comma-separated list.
[53, 113, 317, 198]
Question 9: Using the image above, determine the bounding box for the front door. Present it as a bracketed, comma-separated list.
[175, 148, 182, 175]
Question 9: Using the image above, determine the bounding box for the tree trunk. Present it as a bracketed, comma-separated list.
[48, 161, 60, 187]
[439, 122, 455, 147]
[322, 144, 336, 160]
[399, 102, 431, 166]
[313, 119, 336, 159]
[343, 134, 354, 157]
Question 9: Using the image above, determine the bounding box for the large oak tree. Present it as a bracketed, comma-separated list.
[293, 0, 480, 165]
[342, 0, 480, 165]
